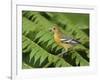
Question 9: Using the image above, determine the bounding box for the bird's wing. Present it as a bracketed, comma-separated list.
[60, 35, 79, 45]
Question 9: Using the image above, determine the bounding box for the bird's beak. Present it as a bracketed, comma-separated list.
[49, 28, 52, 32]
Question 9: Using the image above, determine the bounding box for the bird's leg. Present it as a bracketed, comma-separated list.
[58, 51, 68, 57]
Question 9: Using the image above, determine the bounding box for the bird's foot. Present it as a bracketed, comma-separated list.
[58, 51, 67, 57]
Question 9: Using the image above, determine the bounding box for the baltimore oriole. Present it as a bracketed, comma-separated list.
[50, 24, 80, 56]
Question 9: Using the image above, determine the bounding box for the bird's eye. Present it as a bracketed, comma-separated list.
[53, 27, 56, 30]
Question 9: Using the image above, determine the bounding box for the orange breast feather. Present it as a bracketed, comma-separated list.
[54, 33, 72, 49]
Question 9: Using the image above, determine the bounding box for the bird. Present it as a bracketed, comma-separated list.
[49, 24, 80, 56]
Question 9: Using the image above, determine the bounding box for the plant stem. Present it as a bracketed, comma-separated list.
[44, 51, 67, 68]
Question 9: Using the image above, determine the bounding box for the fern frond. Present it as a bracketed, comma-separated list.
[23, 35, 71, 68]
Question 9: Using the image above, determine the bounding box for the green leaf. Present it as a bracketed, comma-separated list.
[23, 35, 71, 68]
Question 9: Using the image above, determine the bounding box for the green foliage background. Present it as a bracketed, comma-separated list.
[22, 11, 89, 69]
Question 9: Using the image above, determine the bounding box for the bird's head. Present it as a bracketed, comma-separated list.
[49, 24, 60, 33]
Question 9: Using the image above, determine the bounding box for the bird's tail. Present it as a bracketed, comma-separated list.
[75, 39, 81, 44]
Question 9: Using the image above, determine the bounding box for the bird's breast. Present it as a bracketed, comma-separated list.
[54, 34, 61, 44]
